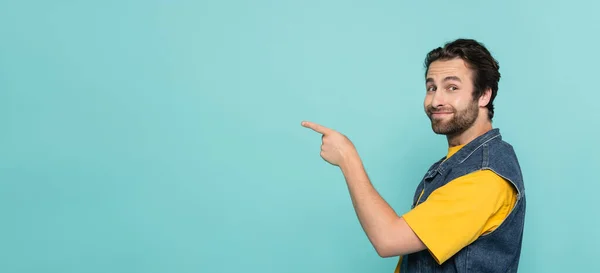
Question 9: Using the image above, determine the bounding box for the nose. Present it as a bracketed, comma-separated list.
[430, 90, 445, 108]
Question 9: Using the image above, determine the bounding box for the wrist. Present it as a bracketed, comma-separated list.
[340, 150, 362, 172]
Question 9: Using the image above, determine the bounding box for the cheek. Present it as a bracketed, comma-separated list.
[448, 95, 468, 108]
[452, 100, 473, 112]
[423, 94, 432, 107]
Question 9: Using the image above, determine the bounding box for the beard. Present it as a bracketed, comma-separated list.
[426, 100, 479, 136]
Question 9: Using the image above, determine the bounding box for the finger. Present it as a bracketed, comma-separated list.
[301, 121, 332, 134]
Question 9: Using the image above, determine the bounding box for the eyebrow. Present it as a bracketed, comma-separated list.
[426, 76, 462, 84]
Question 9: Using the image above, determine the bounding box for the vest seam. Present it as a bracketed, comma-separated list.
[465, 244, 470, 273]
[459, 134, 501, 164]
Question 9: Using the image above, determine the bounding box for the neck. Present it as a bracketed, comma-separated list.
[446, 118, 493, 147]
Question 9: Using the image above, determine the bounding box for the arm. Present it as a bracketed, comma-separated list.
[301, 121, 426, 257]
[340, 152, 426, 257]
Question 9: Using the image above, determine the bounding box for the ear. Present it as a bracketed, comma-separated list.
[479, 88, 492, 108]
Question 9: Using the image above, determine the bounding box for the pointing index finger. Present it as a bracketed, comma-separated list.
[301, 121, 331, 134]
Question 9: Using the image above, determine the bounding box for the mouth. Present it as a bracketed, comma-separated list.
[430, 112, 453, 117]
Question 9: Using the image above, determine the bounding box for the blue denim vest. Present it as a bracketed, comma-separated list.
[400, 128, 526, 273]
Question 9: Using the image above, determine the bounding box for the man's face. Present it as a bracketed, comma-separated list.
[424, 58, 479, 136]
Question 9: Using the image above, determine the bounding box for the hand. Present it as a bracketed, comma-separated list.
[301, 121, 358, 166]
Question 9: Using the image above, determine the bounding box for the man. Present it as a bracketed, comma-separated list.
[301, 38, 526, 273]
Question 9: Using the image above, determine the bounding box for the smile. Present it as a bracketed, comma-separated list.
[431, 112, 453, 117]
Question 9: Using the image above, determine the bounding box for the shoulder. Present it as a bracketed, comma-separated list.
[444, 169, 514, 195]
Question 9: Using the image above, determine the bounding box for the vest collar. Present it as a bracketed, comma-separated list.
[425, 128, 502, 180]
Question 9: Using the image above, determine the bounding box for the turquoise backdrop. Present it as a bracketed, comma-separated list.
[1, 1, 598, 272]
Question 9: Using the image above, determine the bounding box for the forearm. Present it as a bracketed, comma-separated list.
[300, 120, 424, 257]
[339, 153, 400, 254]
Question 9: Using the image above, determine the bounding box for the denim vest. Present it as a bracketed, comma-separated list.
[400, 128, 526, 273]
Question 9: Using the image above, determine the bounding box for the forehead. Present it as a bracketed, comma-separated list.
[426, 58, 473, 82]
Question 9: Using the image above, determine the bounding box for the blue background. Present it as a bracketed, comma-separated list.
[1, 1, 598, 272]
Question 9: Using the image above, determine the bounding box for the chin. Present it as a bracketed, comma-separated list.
[430, 123, 454, 135]
[430, 120, 447, 129]
[431, 128, 449, 135]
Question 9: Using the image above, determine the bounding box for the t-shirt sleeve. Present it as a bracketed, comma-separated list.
[401, 170, 515, 264]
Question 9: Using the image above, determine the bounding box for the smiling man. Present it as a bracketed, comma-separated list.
[301, 39, 526, 273]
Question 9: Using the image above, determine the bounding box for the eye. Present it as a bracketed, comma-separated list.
[427, 85, 436, 92]
[448, 85, 458, 91]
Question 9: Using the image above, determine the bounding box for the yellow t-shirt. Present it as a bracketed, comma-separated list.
[394, 144, 517, 272]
